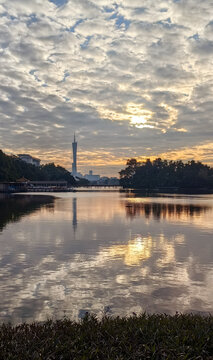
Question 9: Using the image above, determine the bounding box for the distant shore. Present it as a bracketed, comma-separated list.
[121, 187, 213, 194]
[0, 313, 212, 359]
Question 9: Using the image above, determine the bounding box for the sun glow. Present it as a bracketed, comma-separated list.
[97, 102, 154, 128]
[131, 115, 146, 125]
[126, 103, 154, 128]
[130, 114, 154, 128]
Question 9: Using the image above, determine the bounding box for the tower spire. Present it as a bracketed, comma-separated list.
[72, 133, 77, 176]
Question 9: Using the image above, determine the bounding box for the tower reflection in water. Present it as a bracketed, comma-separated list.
[72, 197, 77, 233]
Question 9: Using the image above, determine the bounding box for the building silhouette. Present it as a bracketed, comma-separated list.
[18, 154, 40, 167]
[84, 170, 100, 182]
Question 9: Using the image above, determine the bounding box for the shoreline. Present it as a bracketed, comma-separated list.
[1, 187, 213, 195]
[121, 187, 213, 195]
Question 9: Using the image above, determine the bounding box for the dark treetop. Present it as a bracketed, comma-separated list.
[0, 150, 76, 185]
[119, 158, 213, 189]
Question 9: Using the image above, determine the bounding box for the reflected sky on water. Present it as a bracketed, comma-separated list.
[0, 191, 213, 324]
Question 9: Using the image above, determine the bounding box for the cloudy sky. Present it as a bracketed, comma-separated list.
[0, 0, 213, 176]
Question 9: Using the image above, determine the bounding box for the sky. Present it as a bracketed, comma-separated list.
[0, 0, 213, 176]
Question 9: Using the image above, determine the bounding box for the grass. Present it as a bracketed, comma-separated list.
[0, 313, 213, 359]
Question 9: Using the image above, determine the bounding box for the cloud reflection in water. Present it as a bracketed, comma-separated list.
[108, 236, 152, 266]
[0, 192, 213, 323]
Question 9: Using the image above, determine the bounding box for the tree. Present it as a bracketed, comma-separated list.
[0, 150, 76, 185]
[119, 157, 213, 189]
[119, 158, 140, 187]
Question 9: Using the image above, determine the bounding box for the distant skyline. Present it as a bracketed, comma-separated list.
[0, 0, 213, 176]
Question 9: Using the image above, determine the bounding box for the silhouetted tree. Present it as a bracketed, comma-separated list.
[0, 150, 76, 185]
[119, 157, 213, 189]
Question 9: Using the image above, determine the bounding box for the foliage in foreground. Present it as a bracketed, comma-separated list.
[0, 313, 213, 359]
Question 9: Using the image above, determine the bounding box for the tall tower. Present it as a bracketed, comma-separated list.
[72, 133, 77, 176]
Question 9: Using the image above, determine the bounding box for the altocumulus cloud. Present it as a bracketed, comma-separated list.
[0, 0, 213, 175]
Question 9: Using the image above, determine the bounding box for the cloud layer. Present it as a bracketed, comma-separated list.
[0, 0, 213, 175]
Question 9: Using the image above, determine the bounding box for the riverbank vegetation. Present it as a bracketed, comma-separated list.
[0, 150, 76, 185]
[120, 158, 213, 190]
[0, 313, 213, 359]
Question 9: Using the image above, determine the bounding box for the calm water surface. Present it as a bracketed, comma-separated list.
[0, 191, 213, 323]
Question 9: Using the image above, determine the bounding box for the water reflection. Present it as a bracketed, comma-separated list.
[0, 192, 212, 323]
[0, 195, 54, 232]
[72, 198, 77, 233]
[125, 201, 210, 220]
[108, 235, 153, 266]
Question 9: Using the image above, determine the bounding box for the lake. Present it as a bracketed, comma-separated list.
[0, 190, 213, 324]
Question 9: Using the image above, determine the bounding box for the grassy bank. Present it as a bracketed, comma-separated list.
[0, 313, 213, 359]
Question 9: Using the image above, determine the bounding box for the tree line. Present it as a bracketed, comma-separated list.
[119, 158, 213, 189]
[0, 150, 76, 185]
